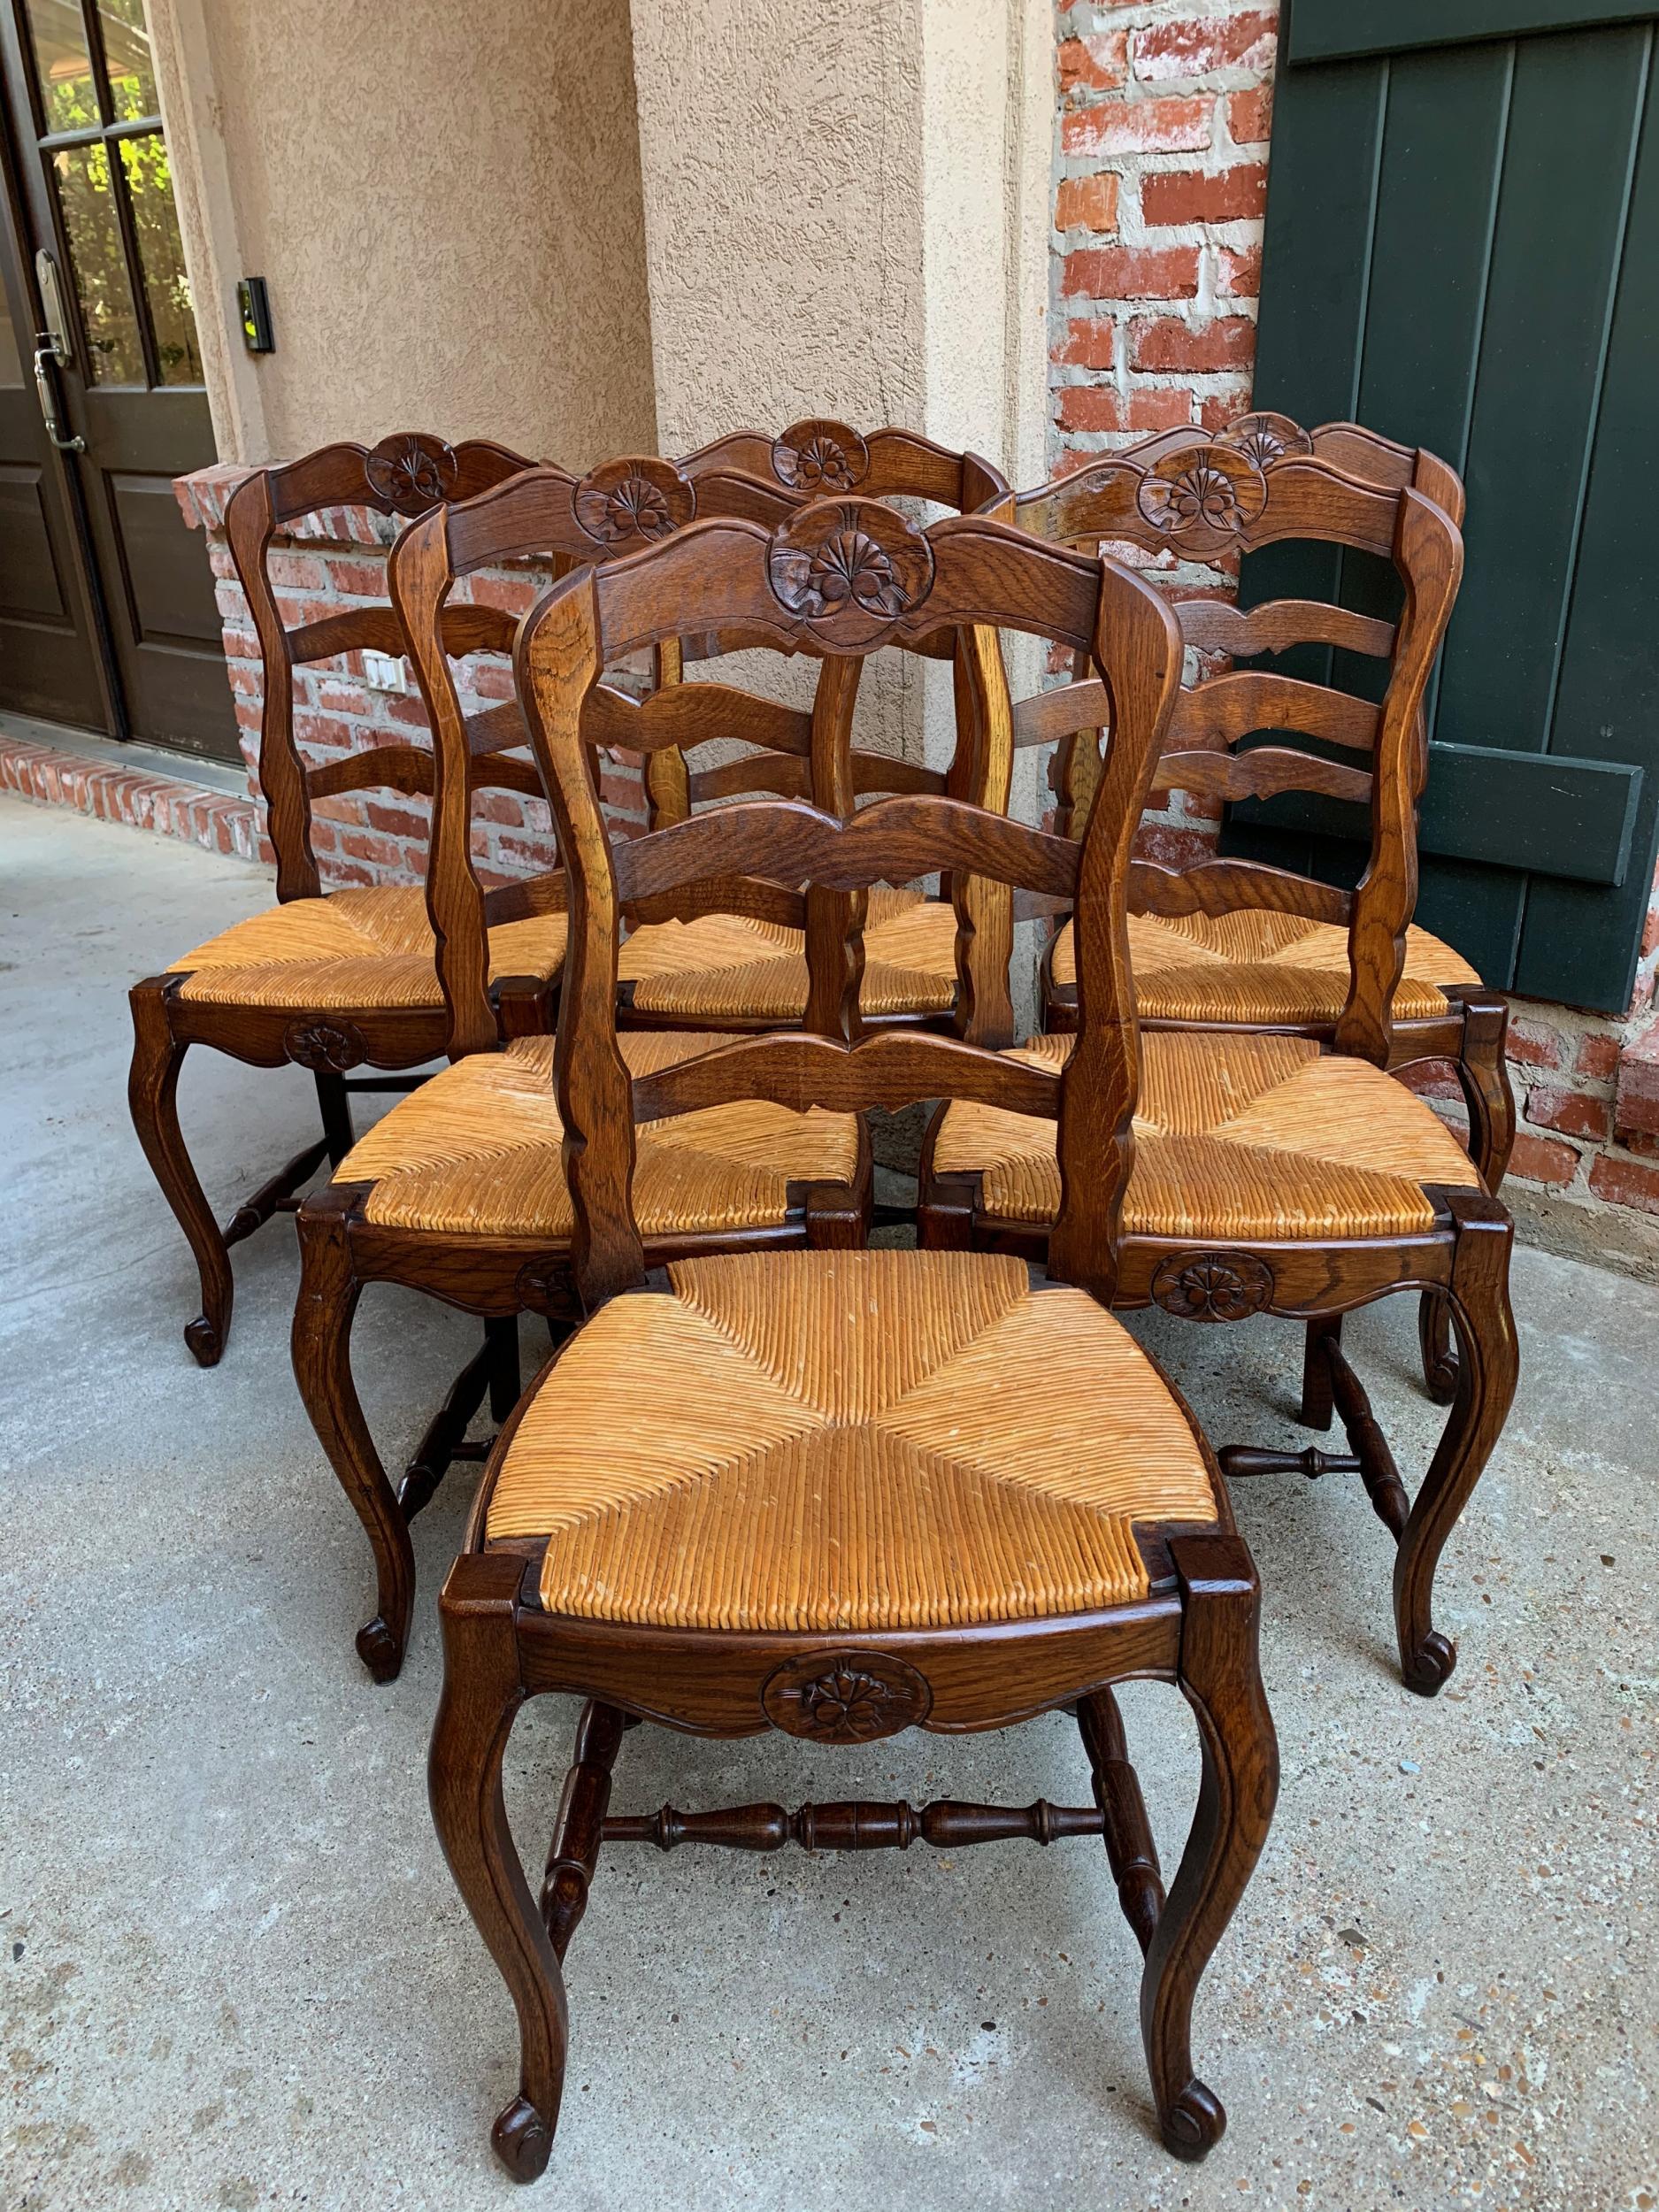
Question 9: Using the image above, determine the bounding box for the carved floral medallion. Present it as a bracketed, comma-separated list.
[1136, 446, 1267, 546]
[574, 457, 695, 549]
[762, 1650, 932, 1742]
[772, 419, 870, 494]
[1222, 411, 1314, 472]
[282, 1018, 367, 1073]
[365, 434, 458, 516]
[1150, 1251, 1274, 1323]
[767, 498, 935, 645]
[514, 1258, 573, 1317]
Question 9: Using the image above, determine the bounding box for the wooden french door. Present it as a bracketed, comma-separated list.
[0, 0, 235, 761]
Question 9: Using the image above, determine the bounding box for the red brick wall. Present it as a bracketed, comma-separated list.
[1051, 0, 1275, 869]
[1047, 0, 1659, 1237]
[174, 464, 645, 893]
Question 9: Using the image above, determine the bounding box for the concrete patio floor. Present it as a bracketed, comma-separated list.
[2, 791, 1655, 2212]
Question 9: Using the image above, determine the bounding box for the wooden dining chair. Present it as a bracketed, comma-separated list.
[919, 441, 1519, 1698]
[294, 460, 876, 1683]
[127, 431, 561, 1366]
[1033, 412, 1511, 1401]
[610, 419, 1019, 1045]
[428, 494, 1278, 2181]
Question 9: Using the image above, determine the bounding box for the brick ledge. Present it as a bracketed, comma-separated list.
[0, 731, 265, 864]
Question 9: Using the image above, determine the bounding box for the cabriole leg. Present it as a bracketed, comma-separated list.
[431, 1554, 566, 2183]
[128, 979, 233, 1366]
[1141, 1532, 1278, 2162]
[291, 1194, 414, 1681]
[1395, 1197, 1518, 1696]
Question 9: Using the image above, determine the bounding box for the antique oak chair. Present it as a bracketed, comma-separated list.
[1033, 413, 1511, 1399]
[608, 419, 1018, 1044]
[127, 431, 561, 1365]
[428, 495, 1278, 2179]
[295, 460, 876, 1682]
[919, 442, 1520, 1696]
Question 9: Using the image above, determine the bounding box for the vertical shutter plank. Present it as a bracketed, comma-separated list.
[1434, 26, 1649, 763]
[1516, 42, 1659, 1007]
[1240, 47, 1389, 788]
[1354, 42, 1513, 467]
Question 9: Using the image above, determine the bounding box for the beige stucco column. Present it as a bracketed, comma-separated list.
[628, 0, 1053, 771]
[628, 0, 1049, 481]
[144, 0, 658, 466]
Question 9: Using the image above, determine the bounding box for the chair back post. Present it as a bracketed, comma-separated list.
[224, 464, 313, 901]
[386, 498, 530, 1058]
[518, 570, 639, 1305]
[391, 457, 718, 1056]
[516, 501, 1184, 1316]
[221, 430, 535, 908]
[949, 623, 1018, 1046]
[1051, 566, 1186, 1302]
[1335, 485, 1464, 1063]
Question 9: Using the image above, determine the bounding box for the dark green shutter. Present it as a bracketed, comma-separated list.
[1230, 0, 1659, 1012]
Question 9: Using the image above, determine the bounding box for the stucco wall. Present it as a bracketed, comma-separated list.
[627, 0, 928, 450]
[148, 0, 657, 466]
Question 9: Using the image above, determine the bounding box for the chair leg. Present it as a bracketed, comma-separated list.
[542, 1701, 631, 1961]
[431, 1553, 567, 2184]
[1140, 1532, 1278, 2163]
[1077, 1688, 1164, 1955]
[486, 1313, 522, 1425]
[1394, 1197, 1518, 1697]
[314, 1071, 355, 1166]
[1417, 1292, 1460, 1407]
[1298, 1314, 1340, 1430]
[291, 1194, 415, 1682]
[128, 979, 233, 1367]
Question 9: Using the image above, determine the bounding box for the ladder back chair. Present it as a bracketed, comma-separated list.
[429, 495, 1278, 2180]
[296, 460, 872, 1683]
[609, 419, 1019, 1045]
[1036, 419, 1512, 1315]
[1038, 418, 1495, 1094]
[127, 430, 559, 1365]
[919, 445, 1519, 1696]
[1030, 416, 1508, 1402]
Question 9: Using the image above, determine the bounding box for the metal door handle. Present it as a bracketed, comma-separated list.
[33, 342, 86, 454]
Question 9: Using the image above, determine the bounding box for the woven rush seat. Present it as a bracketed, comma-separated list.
[167, 887, 567, 1011]
[933, 1031, 1484, 1239]
[335, 1031, 859, 1237]
[484, 1248, 1220, 1630]
[619, 887, 956, 1020]
[1048, 910, 1482, 1025]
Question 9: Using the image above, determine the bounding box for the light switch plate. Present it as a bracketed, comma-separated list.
[361, 650, 405, 692]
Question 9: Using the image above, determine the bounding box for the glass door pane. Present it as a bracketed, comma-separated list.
[51, 139, 142, 381]
[117, 134, 199, 383]
[22, 0, 97, 131]
[96, 0, 157, 120]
